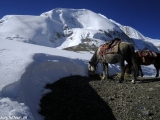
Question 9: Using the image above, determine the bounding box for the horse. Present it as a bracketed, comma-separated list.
[88, 38, 138, 83]
[132, 50, 160, 77]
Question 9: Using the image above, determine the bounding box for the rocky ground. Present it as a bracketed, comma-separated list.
[39, 74, 160, 120]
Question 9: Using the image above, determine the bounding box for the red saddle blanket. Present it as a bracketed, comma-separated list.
[99, 39, 121, 55]
[137, 50, 157, 57]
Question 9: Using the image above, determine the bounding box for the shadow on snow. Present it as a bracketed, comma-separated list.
[39, 75, 116, 120]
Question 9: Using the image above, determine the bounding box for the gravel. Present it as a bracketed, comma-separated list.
[39, 75, 160, 120]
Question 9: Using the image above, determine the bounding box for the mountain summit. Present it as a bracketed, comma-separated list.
[0, 8, 159, 51]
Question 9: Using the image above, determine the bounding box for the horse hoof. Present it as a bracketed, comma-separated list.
[101, 76, 106, 80]
[131, 79, 135, 84]
[141, 74, 144, 77]
[117, 80, 122, 83]
[137, 80, 143, 83]
[101, 78, 105, 81]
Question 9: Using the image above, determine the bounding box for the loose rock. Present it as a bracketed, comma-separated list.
[39, 75, 160, 120]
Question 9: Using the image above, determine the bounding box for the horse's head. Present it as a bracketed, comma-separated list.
[88, 61, 97, 76]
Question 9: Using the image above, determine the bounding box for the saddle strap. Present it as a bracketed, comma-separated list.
[99, 41, 121, 55]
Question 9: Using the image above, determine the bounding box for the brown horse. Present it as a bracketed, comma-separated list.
[88, 38, 138, 83]
[134, 50, 160, 77]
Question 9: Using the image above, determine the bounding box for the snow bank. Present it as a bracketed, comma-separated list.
[0, 39, 91, 120]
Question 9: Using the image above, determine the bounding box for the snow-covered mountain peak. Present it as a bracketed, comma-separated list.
[41, 8, 120, 31]
[0, 8, 160, 51]
[110, 19, 146, 40]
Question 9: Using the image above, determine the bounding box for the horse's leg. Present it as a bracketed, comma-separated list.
[131, 56, 138, 84]
[119, 60, 125, 83]
[105, 63, 109, 80]
[100, 62, 106, 80]
[154, 65, 159, 77]
[100, 62, 109, 81]
[137, 65, 140, 76]
[139, 65, 144, 77]
[155, 68, 159, 77]
[101, 63, 106, 80]
[126, 58, 138, 81]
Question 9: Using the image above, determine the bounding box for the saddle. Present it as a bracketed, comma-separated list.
[99, 39, 122, 55]
[137, 50, 157, 57]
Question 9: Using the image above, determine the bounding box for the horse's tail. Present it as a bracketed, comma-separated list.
[129, 43, 138, 80]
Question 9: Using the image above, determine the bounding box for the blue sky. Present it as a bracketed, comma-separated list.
[0, 0, 160, 39]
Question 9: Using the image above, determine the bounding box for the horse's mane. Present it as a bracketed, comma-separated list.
[105, 38, 121, 44]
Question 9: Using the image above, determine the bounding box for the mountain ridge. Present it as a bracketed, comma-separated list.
[0, 8, 159, 52]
